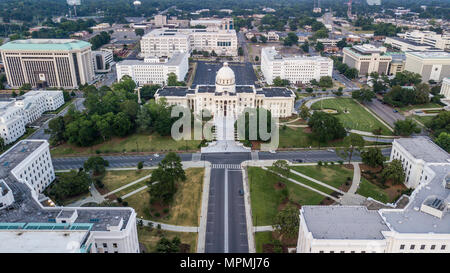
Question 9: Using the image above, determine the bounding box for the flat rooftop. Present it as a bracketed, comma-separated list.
[118, 52, 187, 66]
[302, 206, 390, 240]
[395, 137, 450, 163]
[0, 39, 91, 51]
[0, 230, 89, 253]
[406, 51, 450, 59]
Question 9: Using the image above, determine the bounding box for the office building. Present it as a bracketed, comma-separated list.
[116, 52, 188, 86]
[297, 137, 450, 253]
[384, 36, 440, 52]
[343, 44, 392, 76]
[404, 51, 450, 82]
[140, 28, 238, 58]
[92, 49, 113, 73]
[0, 91, 64, 144]
[0, 140, 139, 253]
[190, 18, 233, 30]
[440, 77, 450, 100]
[402, 30, 450, 51]
[261, 47, 333, 85]
[0, 39, 94, 89]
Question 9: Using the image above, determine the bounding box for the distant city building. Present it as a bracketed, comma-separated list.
[0, 140, 139, 253]
[92, 49, 113, 73]
[385, 37, 440, 52]
[153, 14, 167, 27]
[91, 23, 110, 30]
[261, 47, 333, 85]
[155, 62, 295, 118]
[316, 38, 340, 47]
[343, 44, 392, 76]
[297, 137, 450, 253]
[190, 18, 233, 30]
[402, 30, 450, 51]
[404, 51, 450, 82]
[440, 77, 450, 100]
[0, 91, 64, 144]
[0, 39, 94, 89]
[116, 52, 189, 86]
[141, 28, 238, 57]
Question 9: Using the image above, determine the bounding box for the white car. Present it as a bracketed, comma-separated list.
[269, 150, 276, 154]
[154, 153, 160, 158]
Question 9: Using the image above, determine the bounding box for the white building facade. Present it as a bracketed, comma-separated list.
[92, 49, 114, 73]
[140, 28, 238, 57]
[403, 30, 450, 51]
[404, 51, 450, 82]
[116, 52, 189, 86]
[440, 77, 450, 100]
[155, 62, 296, 118]
[343, 44, 392, 76]
[297, 137, 450, 253]
[0, 90, 64, 144]
[261, 47, 333, 85]
[0, 39, 94, 89]
[0, 140, 140, 253]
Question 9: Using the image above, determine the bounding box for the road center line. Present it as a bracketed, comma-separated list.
[224, 168, 229, 253]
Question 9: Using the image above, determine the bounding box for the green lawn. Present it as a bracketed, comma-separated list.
[397, 103, 443, 113]
[311, 98, 392, 135]
[126, 168, 204, 226]
[51, 132, 202, 157]
[278, 126, 348, 148]
[102, 169, 152, 192]
[137, 226, 197, 253]
[269, 168, 335, 195]
[248, 167, 325, 226]
[356, 178, 389, 203]
[255, 232, 273, 253]
[290, 165, 354, 190]
[413, 115, 434, 127]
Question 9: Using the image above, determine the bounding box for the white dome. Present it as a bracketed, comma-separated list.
[216, 62, 235, 86]
[133, 1, 141, 5]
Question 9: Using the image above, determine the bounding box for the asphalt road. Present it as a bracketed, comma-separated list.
[366, 98, 405, 127]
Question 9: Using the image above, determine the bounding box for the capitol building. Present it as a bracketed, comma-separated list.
[155, 62, 296, 118]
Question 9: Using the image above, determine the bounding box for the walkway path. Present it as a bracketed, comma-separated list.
[289, 169, 344, 194]
[101, 173, 153, 198]
[140, 219, 198, 232]
[348, 163, 361, 194]
[254, 226, 274, 232]
[66, 182, 105, 207]
[121, 185, 148, 199]
[261, 167, 340, 202]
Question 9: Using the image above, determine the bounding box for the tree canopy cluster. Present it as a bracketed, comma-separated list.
[383, 84, 430, 107]
[308, 111, 346, 143]
[46, 170, 91, 204]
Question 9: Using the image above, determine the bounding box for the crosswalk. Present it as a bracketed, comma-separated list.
[211, 164, 242, 169]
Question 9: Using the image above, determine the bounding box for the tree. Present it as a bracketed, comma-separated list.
[134, 29, 144, 36]
[148, 152, 186, 204]
[19, 83, 32, 91]
[394, 119, 420, 136]
[300, 41, 309, 53]
[361, 147, 384, 168]
[140, 84, 160, 101]
[250, 36, 257, 43]
[113, 112, 132, 137]
[299, 105, 310, 120]
[381, 159, 405, 185]
[426, 111, 450, 137]
[114, 75, 136, 93]
[336, 133, 365, 163]
[315, 41, 324, 52]
[155, 236, 181, 253]
[238, 47, 244, 56]
[47, 170, 91, 203]
[435, 132, 450, 152]
[272, 205, 299, 239]
[48, 116, 66, 145]
[352, 89, 375, 103]
[272, 160, 290, 178]
[167, 73, 178, 86]
[318, 76, 333, 88]
[336, 38, 348, 49]
[308, 111, 346, 143]
[390, 71, 421, 86]
[136, 105, 153, 133]
[84, 156, 109, 176]
[0, 137, 5, 152]
[137, 161, 144, 170]
[283, 32, 298, 46]
[272, 77, 289, 87]
[259, 35, 267, 43]
[413, 83, 431, 104]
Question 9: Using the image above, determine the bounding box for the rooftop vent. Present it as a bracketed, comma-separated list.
[420, 196, 447, 219]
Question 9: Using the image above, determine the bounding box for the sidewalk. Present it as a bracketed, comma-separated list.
[348, 162, 361, 194]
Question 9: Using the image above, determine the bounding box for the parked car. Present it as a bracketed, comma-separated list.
[239, 189, 244, 196]
[293, 159, 303, 163]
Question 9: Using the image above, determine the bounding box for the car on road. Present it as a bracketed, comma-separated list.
[269, 150, 276, 154]
[239, 189, 244, 196]
[393, 109, 398, 113]
[153, 153, 160, 158]
[327, 149, 334, 152]
[293, 159, 303, 163]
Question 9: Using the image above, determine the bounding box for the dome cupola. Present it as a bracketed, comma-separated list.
[215, 62, 236, 93]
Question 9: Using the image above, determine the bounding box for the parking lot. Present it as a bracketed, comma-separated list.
[192, 61, 258, 87]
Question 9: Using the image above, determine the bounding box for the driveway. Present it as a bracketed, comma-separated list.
[365, 99, 405, 127]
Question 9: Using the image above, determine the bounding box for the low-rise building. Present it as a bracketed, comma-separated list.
[92, 49, 113, 73]
[440, 77, 450, 100]
[385, 36, 440, 52]
[385, 52, 406, 76]
[297, 137, 450, 253]
[0, 91, 64, 144]
[403, 30, 450, 51]
[343, 44, 392, 76]
[141, 28, 238, 57]
[404, 51, 450, 82]
[261, 47, 333, 85]
[0, 140, 139, 253]
[116, 52, 189, 86]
